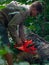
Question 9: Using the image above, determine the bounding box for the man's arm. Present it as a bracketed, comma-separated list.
[19, 23, 26, 42]
[8, 12, 25, 43]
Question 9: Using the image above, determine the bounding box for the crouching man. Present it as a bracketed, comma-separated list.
[0, 1, 43, 65]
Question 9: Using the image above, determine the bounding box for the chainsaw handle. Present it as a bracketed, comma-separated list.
[26, 42, 35, 48]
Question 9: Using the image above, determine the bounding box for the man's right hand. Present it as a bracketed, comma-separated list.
[14, 39, 24, 47]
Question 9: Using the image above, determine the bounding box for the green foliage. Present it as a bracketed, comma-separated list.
[44, 35, 49, 42]
[0, 6, 5, 9]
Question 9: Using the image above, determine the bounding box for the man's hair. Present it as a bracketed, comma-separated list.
[30, 1, 43, 14]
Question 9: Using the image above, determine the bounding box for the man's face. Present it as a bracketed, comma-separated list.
[31, 7, 38, 17]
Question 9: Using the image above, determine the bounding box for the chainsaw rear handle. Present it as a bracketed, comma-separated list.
[26, 42, 35, 48]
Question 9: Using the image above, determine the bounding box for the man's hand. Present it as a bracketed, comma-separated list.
[14, 39, 24, 47]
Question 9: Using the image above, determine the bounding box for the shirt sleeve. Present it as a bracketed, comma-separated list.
[8, 12, 24, 25]
[8, 12, 25, 43]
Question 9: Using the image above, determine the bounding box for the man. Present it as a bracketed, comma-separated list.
[0, 1, 43, 65]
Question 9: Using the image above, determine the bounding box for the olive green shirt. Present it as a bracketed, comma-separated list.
[0, 1, 30, 43]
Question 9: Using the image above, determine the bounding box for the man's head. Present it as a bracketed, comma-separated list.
[29, 1, 43, 17]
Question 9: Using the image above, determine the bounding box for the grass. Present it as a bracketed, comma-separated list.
[0, 6, 5, 9]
